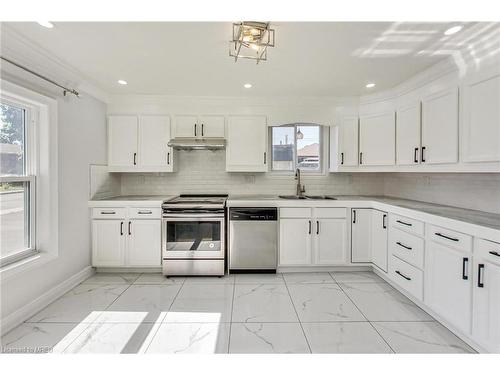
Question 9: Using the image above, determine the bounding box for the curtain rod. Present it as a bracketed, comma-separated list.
[1, 56, 80, 97]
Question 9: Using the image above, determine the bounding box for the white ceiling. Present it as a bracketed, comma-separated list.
[2, 22, 499, 97]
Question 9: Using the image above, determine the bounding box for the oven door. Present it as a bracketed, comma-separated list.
[162, 215, 225, 259]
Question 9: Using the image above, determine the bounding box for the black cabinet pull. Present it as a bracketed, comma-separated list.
[100, 211, 116, 215]
[316, 221, 320, 235]
[308, 220, 312, 234]
[264, 152, 267, 164]
[435, 232, 459, 242]
[462, 257, 469, 280]
[396, 242, 412, 250]
[133, 152, 137, 165]
[382, 214, 387, 229]
[341, 152, 344, 165]
[167, 152, 170, 165]
[421, 146, 426, 163]
[138, 210, 152, 215]
[120, 221, 123, 236]
[395, 270, 411, 281]
[128, 221, 132, 236]
[352, 210, 356, 224]
[359, 152, 363, 165]
[414, 147, 419, 163]
[396, 220, 412, 226]
[489, 251, 500, 258]
[478, 264, 485, 288]
[201, 123, 204, 136]
[194, 123, 197, 136]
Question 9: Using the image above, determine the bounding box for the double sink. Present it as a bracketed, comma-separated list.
[279, 195, 337, 200]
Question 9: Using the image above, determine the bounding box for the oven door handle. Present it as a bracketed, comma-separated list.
[163, 214, 225, 219]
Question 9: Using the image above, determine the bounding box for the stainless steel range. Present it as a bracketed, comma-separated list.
[162, 194, 227, 276]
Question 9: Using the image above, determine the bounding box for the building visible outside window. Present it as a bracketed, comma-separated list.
[0, 100, 36, 266]
[271, 124, 321, 172]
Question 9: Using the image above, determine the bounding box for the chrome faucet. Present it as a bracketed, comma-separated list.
[295, 168, 306, 197]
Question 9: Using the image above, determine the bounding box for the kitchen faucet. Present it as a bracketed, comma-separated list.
[295, 168, 306, 197]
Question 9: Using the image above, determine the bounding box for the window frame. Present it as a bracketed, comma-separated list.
[0, 97, 38, 267]
[269, 123, 325, 175]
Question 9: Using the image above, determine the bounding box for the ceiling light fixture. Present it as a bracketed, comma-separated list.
[444, 25, 463, 36]
[229, 21, 275, 64]
[37, 21, 54, 28]
[117, 80, 128, 85]
[366, 83, 376, 88]
[244, 83, 252, 88]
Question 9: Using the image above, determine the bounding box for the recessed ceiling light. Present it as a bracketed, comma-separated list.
[244, 83, 252, 88]
[366, 83, 376, 88]
[444, 25, 463, 36]
[117, 80, 128, 85]
[37, 21, 54, 28]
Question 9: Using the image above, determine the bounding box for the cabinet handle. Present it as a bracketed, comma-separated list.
[489, 251, 500, 258]
[194, 123, 197, 136]
[308, 220, 312, 235]
[201, 123, 204, 136]
[264, 152, 267, 164]
[316, 221, 320, 235]
[100, 211, 116, 215]
[435, 232, 459, 242]
[395, 270, 411, 281]
[341, 152, 344, 165]
[396, 242, 412, 250]
[382, 214, 387, 229]
[396, 219, 412, 226]
[128, 221, 132, 236]
[138, 210, 152, 215]
[421, 146, 426, 163]
[133, 152, 137, 165]
[352, 210, 356, 224]
[414, 147, 419, 163]
[478, 264, 485, 288]
[462, 257, 469, 280]
[120, 221, 123, 236]
[359, 152, 363, 165]
[167, 152, 170, 165]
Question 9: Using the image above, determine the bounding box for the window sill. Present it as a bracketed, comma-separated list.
[0, 252, 56, 282]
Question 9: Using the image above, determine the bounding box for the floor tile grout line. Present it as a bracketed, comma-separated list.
[336, 281, 396, 353]
[227, 275, 237, 354]
[283, 278, 312, 354]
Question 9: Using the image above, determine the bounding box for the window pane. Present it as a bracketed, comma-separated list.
[297, 125, 320, 171]
[272, 126, 295, 171]
[0, 181, 30, 258]
[1, 103, 26, 176]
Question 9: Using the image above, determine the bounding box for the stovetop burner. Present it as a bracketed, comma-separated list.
[162, 194, 228, 210]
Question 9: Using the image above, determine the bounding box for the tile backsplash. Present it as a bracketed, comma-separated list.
[89, 164, 121, 199]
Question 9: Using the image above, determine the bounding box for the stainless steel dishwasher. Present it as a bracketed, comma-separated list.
[228, 208, 278, 272]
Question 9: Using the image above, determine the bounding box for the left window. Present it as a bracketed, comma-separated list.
[0, 99, 36, 266]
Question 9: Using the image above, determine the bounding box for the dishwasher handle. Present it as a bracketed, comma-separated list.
[230, 208, 278, 221]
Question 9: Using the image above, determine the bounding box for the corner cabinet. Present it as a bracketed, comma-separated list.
[226, 115, 268, 172]
[108, 115, 175, 172]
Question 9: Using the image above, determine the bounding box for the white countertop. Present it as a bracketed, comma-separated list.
[88, 195, 175, 207]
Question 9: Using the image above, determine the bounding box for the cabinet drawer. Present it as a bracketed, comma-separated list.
[388, 255, 424, 301]
[92, 207, 127, 219]
[475, 238, 500, 266]
[426, 224, 472, 253]
[128, 207, 162, 219]
[389, 227, 424, 269]
[314, 208, 347, 218]
[389, 214, 424, 236]
[280, 207, 312, 218]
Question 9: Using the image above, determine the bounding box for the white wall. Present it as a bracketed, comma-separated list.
[0, 89, 107, 320]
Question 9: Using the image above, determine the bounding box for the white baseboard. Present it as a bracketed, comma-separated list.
[0, 266, 95, 335]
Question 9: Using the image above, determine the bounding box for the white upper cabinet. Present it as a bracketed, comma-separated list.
[108, 115, 173, 172]
[421, 87, 459, 164]
[396, 102, 421, 165]
[173, 115, 225, 138]
[338, 115, 359, 167]
[359, 111, 395, 166]
[226, 115, 267, 172]
[461, 65, 500, 163]
[108, 116, 138, 169]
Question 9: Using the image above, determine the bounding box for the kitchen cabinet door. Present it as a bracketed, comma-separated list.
[198, 115, 225, 138]
[174, 115, 198, 138]
[92, 220, 126, 267]
[314, 218, 348, 265]
[396, 102, 421, 165]
[279, 218, 312, 266]
[226, 116, 267, 172]
[351, 208, 372, 263]
[371, 210, 388, 272]
[127, 220, 161, 266]
[425, 241, 472, 334]
[338, 116, 359, 167]
[472, 259, 500, 353]
[108, 116, 138, 170]
[359, 111, 395, 165]
[138, 115, 174, 172]
[461, 66, 500, 163]
[421, 87, 459, 164]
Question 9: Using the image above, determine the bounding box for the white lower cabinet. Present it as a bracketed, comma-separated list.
[279, 208, 348, 266]
[92, 219, 126, 267]
[127, 220, 162, 266]
[351, 208, 372, 263]
[371, 209, 388, 272]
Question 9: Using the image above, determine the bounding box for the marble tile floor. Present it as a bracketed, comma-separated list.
[1, 271, 475, 354]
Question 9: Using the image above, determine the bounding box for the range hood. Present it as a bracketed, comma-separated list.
[167, 137, 226, 151]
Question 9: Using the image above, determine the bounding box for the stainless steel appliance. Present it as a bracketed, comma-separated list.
[162, 194, 227, 276]
[229, 208, 278, 272]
